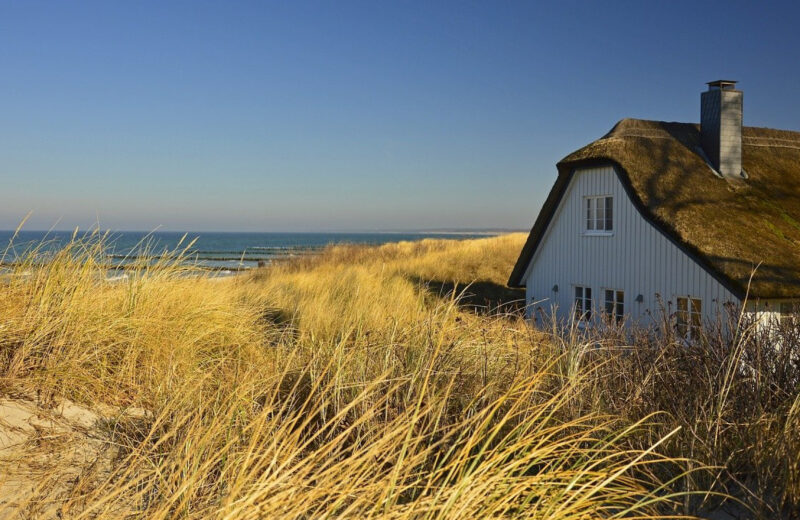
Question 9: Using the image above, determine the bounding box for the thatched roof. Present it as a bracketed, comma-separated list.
[509, 118, 800, 299]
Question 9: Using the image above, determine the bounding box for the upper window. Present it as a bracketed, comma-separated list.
[677, 297, 702, 340]
[585, 196, 613, 233]
[574, 286, 592, 321]
[603, 289, 624, 324]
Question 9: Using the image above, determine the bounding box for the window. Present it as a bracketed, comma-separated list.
[603, 289, 624, 323]
[574, 286, 592, 321]
[585, 196, 613, 233]
[779, 302, 799, 325]
[677, 297, 702, 340]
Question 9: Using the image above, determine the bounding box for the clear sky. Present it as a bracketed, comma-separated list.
[2, 1, 800, 232]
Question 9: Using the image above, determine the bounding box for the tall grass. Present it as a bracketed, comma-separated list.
[1, 232, 795, 518]
[579, 317, 800, 518]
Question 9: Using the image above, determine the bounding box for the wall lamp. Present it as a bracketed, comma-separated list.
[552, 284, 559, 293]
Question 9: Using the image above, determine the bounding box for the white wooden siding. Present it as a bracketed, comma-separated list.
[523, 165, 740, 327]
[745, 299, 800, 328]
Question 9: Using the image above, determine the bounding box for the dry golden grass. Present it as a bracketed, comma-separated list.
[0, 232, 685, 518]
[5, 231, 794, 518]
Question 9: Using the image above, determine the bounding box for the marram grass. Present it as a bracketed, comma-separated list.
[0, 231, 770, 518]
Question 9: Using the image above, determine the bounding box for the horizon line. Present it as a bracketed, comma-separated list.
[0, 227, 528, 235]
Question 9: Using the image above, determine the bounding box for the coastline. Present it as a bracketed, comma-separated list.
[1, 230, 512, 273]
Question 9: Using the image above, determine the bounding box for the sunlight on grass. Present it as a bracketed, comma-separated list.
[0, 232, 796, 518]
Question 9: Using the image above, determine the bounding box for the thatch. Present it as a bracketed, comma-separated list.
[509, 118, 800, 299]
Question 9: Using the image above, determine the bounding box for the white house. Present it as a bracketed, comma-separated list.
[508, 81, 800, 334]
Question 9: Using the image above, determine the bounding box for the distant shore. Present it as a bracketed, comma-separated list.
[1, 230, 520, 273]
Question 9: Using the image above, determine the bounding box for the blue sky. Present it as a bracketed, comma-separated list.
[1, 1, 799, 231]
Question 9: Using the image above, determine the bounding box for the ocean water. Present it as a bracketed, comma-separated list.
[0, 230, 498, 272]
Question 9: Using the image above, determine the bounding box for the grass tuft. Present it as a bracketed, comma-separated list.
[0, 232, 797, 518]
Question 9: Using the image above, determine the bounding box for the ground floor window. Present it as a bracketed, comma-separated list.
[574, 286, 592, 321]
[603, 289, 624, 323]
[779, 302, 799, 325]
[677, 297, 702, 340]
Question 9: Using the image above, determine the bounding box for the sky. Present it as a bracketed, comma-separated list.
[2, 1, 800, 232]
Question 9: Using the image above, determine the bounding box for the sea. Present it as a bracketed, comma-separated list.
[0, 230, 500, 273]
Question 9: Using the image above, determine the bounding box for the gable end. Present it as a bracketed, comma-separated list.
[508, 158, 747, 300]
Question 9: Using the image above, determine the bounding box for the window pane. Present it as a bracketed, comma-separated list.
[605, 197, 613, 231]
[602, 290, 612, 317]
[616, 302, 624, 318]
[616, 290, 623, 304]
[690, 299, 702, 339]
[676, 319, 687, 337]
[596, 203, 605, 229]
[586, 199, 594, 230]
[780, 302, 797, 324]
[676, 298, 688, 337]
[575, 286, 590, 320]
[691, 309, 701, 328]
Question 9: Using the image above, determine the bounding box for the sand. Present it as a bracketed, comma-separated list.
[0, 395, 136, 518]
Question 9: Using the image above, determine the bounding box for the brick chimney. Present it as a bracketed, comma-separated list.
[701, 80, 743, 180]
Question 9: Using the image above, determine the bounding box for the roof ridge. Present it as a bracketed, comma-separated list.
[613, 118, 800, 136]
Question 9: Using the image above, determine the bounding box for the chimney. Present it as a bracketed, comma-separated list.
[701, 80, 743, 180]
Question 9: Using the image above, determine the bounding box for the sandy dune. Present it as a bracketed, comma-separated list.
[0, 396, 122, 518]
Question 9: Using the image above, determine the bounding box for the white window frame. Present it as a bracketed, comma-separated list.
[602, 288, 624, 324]
[676, 297, 702, 340]
[584, 195, 614, 235]
[574, 285, 592, 322]
[779, 302, 799, 325]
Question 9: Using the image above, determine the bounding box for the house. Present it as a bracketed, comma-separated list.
[508, 81, 800, 334]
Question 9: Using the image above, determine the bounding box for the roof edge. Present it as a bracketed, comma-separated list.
[507, 159, 579, 288]
[508, 157, 750, 300]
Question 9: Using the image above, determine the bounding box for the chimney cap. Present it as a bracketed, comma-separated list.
[707, 80, 738, 90]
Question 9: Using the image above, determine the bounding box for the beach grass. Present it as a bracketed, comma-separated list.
[0, 232, 797, 518]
